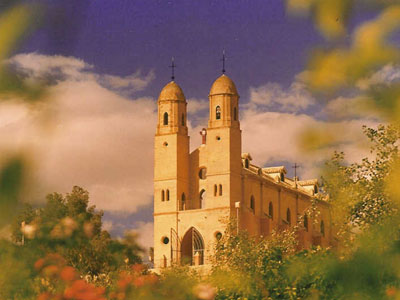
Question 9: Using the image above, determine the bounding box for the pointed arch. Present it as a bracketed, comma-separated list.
[200, 189, 206, 209]
[180, 227, 204, 265]
[163, 112, 168, 125]
[304, 214, 308, 232]
[216, 106, 221, 120]
[268, 202, 273, 219]
[250, 195, 255, 213]
[180, 193, 186, 211]
[286, 208, 291, 226]
[320, 220, 325, 237]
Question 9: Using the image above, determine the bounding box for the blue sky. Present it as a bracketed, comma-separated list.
[2, 1, 391, 250]
[21, 0, 323, 99]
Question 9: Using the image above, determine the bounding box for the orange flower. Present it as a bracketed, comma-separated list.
[60, 266, 77, 282]
[386, 287, 397, 297]
[131, 264, 145, 274]
[37, 292, 51, 300]
[34, 258, 45, 271]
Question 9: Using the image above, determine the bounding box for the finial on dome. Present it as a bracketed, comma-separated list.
[221, 49, 226, 74]
[169, 57, 176, 81]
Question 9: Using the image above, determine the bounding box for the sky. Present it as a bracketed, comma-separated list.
[1, 0, 394, 252]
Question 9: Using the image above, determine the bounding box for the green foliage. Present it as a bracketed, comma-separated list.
[11, 186, 143, 281]
[0, 155, 26, 227]
[322, 124, 400, 231]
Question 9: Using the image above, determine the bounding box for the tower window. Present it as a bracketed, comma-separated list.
[216, 106, 221, 120]
[200, 189, 206, 209]
[233, 107, 237, 121]
[304, 214, 308, 232]
[181, 113, 185, 126]
[161, 190, 165, 202]
[320, 220, 325, 237]
[180, 193, 186, 211]
[199, 167, 207, 180]
[245, 159, 249, 169]
[250, 195, 255, 213]
[219, 184, 222, 196]
[268, 202, 273, 219]
[314, 185, 318, 194]
[163, 112, 168, 125]
[215, 231, 222, 240]
[214, 184, 217, 196]
[166, 189, 170, 201]
[286, 208, 291, 226]
[280, 173, 285, 182]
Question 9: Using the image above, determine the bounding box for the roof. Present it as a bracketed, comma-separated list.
[158, 81, 185, 102]
[262, 166, 287, 174]
[209, 74, 238, 96]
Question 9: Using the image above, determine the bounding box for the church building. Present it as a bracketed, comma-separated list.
[153, 72, 331, 269]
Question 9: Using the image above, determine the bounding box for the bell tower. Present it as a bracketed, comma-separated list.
[154, 79, 189, 267]
[206, 74, 242, 209]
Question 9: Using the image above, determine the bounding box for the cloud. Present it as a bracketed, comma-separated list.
[0, 53, 383, 224]
[0, 53, 157, 213]
[187, 98, 208, 115]
[7, 53, 154, 94]
[247, 80, 315, 113]
[357, 64, 400, 90]
[131, 221, 154, 253]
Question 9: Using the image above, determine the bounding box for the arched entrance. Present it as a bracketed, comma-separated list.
[180, 227, 204, 265]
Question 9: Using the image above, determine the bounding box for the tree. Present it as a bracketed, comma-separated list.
[11, 186, 143, 280]
[322, 124, 400, 231]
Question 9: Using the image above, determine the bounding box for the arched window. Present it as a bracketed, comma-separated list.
[268, 202, 273, 219]
[320, 220, 325, 237]
[219, 184, 222, 196]
[304, 214, 308, 232]
[280, 173, 285, 182]
[250, 195, 255, 213]
[200, 189, 206, 209]
[163, 112, 168, 125]
[181, 193, 186, 211]
[214, 184, 217, 196]
[286, 208, 291, 226]
[216, 106, 221, 120]
[166, 189, 170, 201]
[245, 159, 249, 168]
[181, 113, 185, 126]
[161, 190, 165, 202]
[233, 107, 237, 121]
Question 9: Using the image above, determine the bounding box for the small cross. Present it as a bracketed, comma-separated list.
[292, 163, 300, 180]
[221, 49, 226, 74]
[169, 57, 176, 81]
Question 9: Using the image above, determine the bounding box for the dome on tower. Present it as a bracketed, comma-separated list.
[158, 81, 185, 101]
[209, 74, 238, 96]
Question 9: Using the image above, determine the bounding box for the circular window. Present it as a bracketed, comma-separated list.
[199, 167, 207, 179]
[216, 136, 221, 141]
[163, 142, 168, 147]
[215, 231, 222, 240]
[162, 236, 169, 244]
